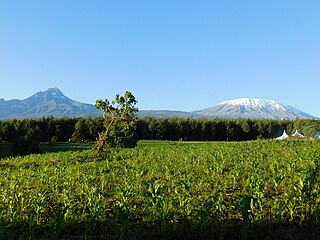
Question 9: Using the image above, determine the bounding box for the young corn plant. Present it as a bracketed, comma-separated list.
[33, 191, 49, 225]
[175, 178, 192, 219]
[27, 213, 36, 239]
[113, 200, 130, 240]
[213, 180, 227, 222]
[194, 198, 213, 230]
[302, 160, 320, 237]
[0, 216, 6, 239]
[84, 187, 104, 236]
[112, 185, 134, 240]
[240, 195, 253, 240]
[147, 181, 164, 207]
[158, 197, 172, 233]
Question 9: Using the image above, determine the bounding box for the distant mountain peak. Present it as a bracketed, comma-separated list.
[0, 90, 317, 120]
[45, 87, 68, 100]
[47, 87, 63, 93]
[0, 88, 100, 119]
[195, 98, 316, 120]
[218, 98, 286, 111]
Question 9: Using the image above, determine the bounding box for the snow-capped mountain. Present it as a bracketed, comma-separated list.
[0, 90, 317, 120]
[193, 98, 316, 120]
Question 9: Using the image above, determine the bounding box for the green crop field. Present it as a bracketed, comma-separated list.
[0, 140, 319, 239]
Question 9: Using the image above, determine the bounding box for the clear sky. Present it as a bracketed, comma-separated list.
[1, 1, 320, 117]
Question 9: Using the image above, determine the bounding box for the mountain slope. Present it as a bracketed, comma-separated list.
[0, 90, 317, 120]
[193, 98, 316, 120]
[0, 88, 100, 119]
[138, 110, 201, 118]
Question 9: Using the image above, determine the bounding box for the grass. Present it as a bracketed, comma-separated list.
[0, 142, 92, 158]
[40, 142, 92, 153]
[0, 140, 319, 239]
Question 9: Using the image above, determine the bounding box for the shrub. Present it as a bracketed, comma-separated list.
[10, 136, 41, 156]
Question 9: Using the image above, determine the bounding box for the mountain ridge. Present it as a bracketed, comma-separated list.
[194, 98, 316, 120]
[0, 88, 101, 119]
[0, 88, 317, 120]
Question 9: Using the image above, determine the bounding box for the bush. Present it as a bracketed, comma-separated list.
[51, 135, 58, 144]
[10, 136, 41, 156]
[71, 130, 84, 143]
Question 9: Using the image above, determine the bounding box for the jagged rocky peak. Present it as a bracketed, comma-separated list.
[29, 87, 69, 101]
[47, 87, 63, 93]
[46, 87, 67, 98]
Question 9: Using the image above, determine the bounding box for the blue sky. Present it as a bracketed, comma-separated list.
[1, 1, 320, 117]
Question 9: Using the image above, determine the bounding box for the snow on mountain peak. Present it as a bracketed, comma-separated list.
[218, 98, 286, 111]
[192, 97, 317, 120]
[46, 88, 68, 100]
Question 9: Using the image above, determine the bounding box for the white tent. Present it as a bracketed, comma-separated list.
[276, 130, 289, 140]
[292, 130, 304, 138]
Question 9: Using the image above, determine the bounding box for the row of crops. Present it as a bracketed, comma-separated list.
[0, 140, 319, 239]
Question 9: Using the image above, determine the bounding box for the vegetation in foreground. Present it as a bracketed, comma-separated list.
[0, 140, 319, 239]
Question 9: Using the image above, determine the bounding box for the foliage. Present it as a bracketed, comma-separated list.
[71, 118, 87, 143]
[94, 91, 138, 153]
[10, 135, 41, 156]
[49, 135, 58, 148]
[51, 136, 58, 144]
[0, 117, 77, 143]
[0, 117, 320, 147]
[136, 117, 292, 141]
[0, 140, 320, 239]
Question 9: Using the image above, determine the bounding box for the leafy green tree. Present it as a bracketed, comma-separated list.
[297, 120, 320, 137]
[95, 91, 138, 153]
[71, 118, 87, 143]
[1, 122, 14, 142]
[136, 118, 150, 140]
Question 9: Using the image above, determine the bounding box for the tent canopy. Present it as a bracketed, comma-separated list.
[292, 130, 304, 138]
[276, 130, 288, 140]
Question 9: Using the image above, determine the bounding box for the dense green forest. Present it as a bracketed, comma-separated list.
[0, 117, 320, 145]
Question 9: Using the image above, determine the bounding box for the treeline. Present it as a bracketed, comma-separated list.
[136, 117, 320, 141]
[0, 116, 320, 144]
[0, 117, 105, 144]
